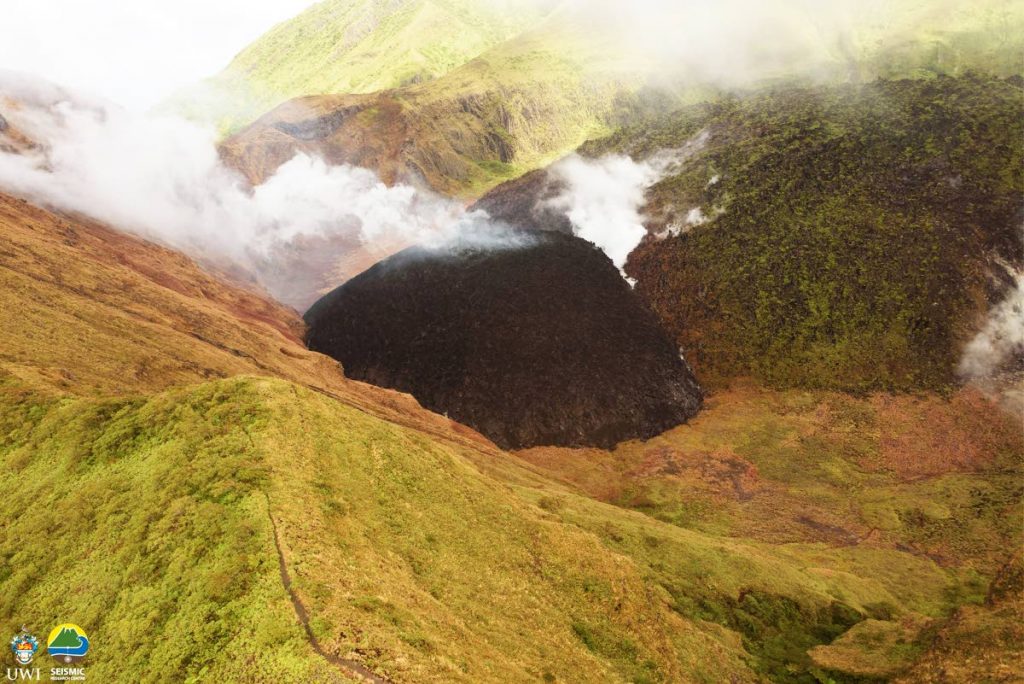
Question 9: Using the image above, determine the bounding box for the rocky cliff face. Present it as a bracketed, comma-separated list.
[304, 231, 703, 449]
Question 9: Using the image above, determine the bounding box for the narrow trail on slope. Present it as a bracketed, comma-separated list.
[263, 493, 393, 684]
[306, 384, 499, 460]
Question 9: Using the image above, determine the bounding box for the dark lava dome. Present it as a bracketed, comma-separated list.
[304, 231, 702, 449]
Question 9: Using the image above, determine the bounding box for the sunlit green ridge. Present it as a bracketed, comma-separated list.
[170, 0, 1024, 139]
[168, 0, 557, 133]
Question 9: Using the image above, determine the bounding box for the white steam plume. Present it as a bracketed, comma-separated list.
[0, 74, 528, 310]
[545, 131, 709, 274]
[959, 270, 1024, 382]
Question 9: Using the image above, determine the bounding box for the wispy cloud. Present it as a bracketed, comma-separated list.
[0, 76, 524, 309]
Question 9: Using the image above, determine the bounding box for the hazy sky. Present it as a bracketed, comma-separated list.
[0, 0, 318, 110]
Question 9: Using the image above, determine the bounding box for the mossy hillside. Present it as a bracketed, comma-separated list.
[3, 185, 1019, 682]
[220, 34, 649, 197]
[395, 35, 633, 197]
[176, 0, 1024, 138]
[0, 375, 760, 683]
[895, 554, 1024, 683]
[586, 74, 1023, 392]
[0, 378, 333, 683]
[0, 191, 489, 456]
[225, 14, 1024, 199]
[496, 467, 975, 683]
[232, 0, 536, 94]
[0, 191, 311, 397]
[1, 227, 1016, 682]
[851, 0, 1024, 81]
[808, 616, 936, 681]
[3, 194, 744, 681]
[252, 380, 762, 684]
[511, 382, 1022, 680]
[517, 384, 1023, 572]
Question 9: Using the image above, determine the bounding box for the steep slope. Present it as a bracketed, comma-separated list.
[0, 111, 36, 155]
[169, 0, 557, 133]
[304, 232, 703, 449]
[2, 4, 1023, 680]
[218, 30, 641, 196]
[1, 83, 52, 155]
[4, 372, 1018, 682]
[0, 193, 305, 395]
[217, 0, 1024, 198]
[895, 553, 1024, 683]
[473, 396, 1022, 683]
[0, 191, 736, 681]
[480, 74, 1024, 392]
[0, 375, 757, 683]
[850, 0, 1024, 80]
[516, 382, 1024, 571]
[0, 191, 486, 449]
[511, 381, 1024, 681]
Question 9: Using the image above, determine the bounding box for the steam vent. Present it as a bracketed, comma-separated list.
[304, 231, 703, 449]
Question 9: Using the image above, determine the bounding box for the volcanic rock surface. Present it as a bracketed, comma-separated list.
[469, 168, 573, 235]
[305, 231, 702, 449]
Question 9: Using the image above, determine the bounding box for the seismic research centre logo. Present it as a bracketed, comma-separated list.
[46, 624, 89, 682]
[46, 625, 89, 664]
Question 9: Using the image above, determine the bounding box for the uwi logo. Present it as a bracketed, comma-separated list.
[7, 630, 41, 681]
[46, 625, 89, 664]
[9, 632, 38, 666]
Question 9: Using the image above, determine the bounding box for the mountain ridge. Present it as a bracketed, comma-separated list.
[168, 0, 560, 134]
[208, 0, 1024, 199]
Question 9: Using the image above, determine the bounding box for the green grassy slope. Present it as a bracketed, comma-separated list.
[583, 73, 1023, 392]
[168, 0, 556, 133]
[217, 16, 658, 195]
[0, 378, 336, 683]
[518, 383, 1024, 572]
[845, 0, 1024, 80]
[6, 372, 1017, 682]
[0, 374, 754, 683]
[507, 380, 1024, 682]
[229, 0, 553, 94]
[895, 552, 1024, 683]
